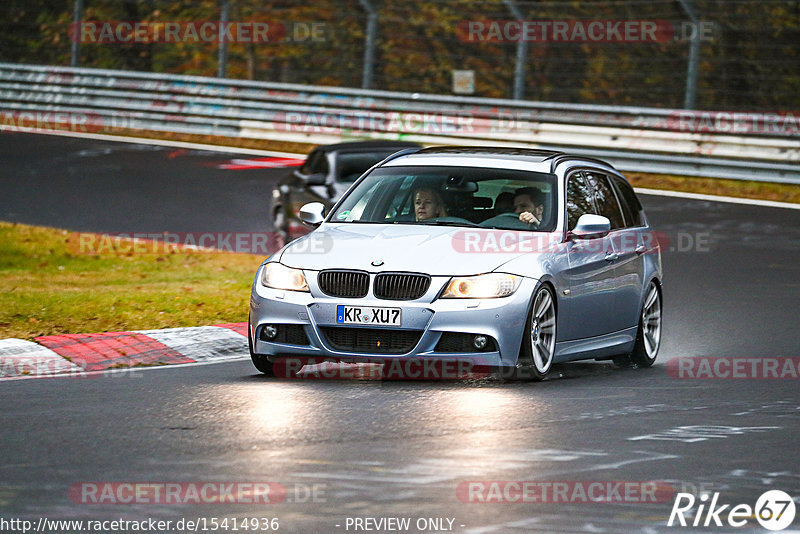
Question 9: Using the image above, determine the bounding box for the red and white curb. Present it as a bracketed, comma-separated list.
[0, 338, 85, 378]
[216, 156, 305, 170]
[0, 323, 249, 380]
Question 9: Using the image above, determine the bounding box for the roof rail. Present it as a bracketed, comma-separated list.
[549, 154, 615, 172]
[379, 147, 424, 165]
[414, 146, 564, 159]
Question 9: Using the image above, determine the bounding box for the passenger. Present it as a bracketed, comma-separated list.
[514, 187, 545, 226]
[414, 188, 448, 221]
[494, 191, 515, 215]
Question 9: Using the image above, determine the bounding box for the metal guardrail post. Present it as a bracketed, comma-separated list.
[70, 0, 84, 68]
[359, 0, 378, 90]
[217, 0, 230, 79]
[678, 0, 700, 110]
[505, 0, 528, 101]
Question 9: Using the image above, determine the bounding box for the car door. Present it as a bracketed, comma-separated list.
[562, 171, 619, 340]
[606, 174, 648, 331]
[584, 171, 639, 334]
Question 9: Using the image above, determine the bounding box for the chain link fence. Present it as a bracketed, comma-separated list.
[1, 0, 798, 110]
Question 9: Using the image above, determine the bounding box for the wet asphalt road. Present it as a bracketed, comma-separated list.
[0, 132, 798, 533]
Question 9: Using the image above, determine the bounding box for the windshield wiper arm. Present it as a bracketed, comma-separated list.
[420, 220, 483, 228]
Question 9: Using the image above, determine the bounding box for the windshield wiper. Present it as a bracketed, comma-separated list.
[419, 219, 483, 228]
[481, 225, 542, 231]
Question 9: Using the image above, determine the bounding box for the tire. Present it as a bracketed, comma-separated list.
[248, 319, 274, 376]
[629, 280, 662, 368]
[518, 284, 557, 381]
[273, 206, 288, 248]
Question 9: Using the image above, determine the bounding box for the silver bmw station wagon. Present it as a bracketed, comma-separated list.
[249, 147, 662, 380]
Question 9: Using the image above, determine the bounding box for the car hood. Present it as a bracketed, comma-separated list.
[278, 223, 559, 276]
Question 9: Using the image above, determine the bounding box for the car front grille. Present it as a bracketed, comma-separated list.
[319, 327, 423, 354]
[373, 273, 431, 300]
[318, 270, 369, 298]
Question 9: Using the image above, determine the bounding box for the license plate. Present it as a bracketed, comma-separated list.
[336, 305, 401, 326]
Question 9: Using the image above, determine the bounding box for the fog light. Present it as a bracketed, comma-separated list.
[262, 325, 278, 341]
[473, 335, 488, 350]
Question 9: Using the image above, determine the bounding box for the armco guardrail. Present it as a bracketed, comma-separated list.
[1, 63, 798, 183]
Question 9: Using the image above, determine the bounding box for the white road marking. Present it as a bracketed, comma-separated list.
[0, 128, 304, 158]
[517, 450, 679, 478]
[635, 187, 800, 210]
[3, 358, 251, 382]
[629, 425, 781, 443]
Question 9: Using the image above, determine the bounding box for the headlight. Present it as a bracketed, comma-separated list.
[441, 273, 521, 299]
[260, 263, 309, 292]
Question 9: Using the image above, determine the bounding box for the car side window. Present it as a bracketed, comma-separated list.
[586, 172, 625, 230]
[566, 171, 596, 230]
[610, 176, 643, 227]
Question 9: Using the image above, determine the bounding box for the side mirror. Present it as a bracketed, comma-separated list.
[303, 172, 327, 186]
[569, 214, 611, 240]
[298, 202, 325, 227]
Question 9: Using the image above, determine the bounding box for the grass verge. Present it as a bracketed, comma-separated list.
[0, 221, 264, 340]
[625, 172, 800, 204]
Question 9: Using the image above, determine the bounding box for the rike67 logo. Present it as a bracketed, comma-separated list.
[668, 490, 796, 530]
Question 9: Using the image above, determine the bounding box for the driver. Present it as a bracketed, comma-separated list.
[514, 187, 545, 226]
[414, 188, 448, 221]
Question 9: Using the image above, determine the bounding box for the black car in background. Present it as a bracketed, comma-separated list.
[271, 140, 421, 243]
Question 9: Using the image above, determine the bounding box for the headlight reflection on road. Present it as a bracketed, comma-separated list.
[446, 387, 518, 419]
[434, 386, 558, 440]
[430, 386, 556, 440]
[244, 384, 311, 435]
[409, 387, 562, 474]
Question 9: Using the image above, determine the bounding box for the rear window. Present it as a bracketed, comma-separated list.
[586, 172, 625, 230]
[610, 175, 644, 227]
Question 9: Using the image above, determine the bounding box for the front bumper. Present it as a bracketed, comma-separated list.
[249, 267, 537, 370]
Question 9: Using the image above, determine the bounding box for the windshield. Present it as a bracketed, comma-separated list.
[335, 150, 407, 183]
[329, 165, 558, 231]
